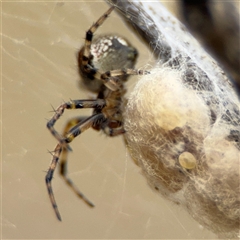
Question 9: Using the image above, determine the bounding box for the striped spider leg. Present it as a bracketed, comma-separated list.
[46, 99, 106, 221]
[78, 6, 121, 91]
[46, 6, 149, 221]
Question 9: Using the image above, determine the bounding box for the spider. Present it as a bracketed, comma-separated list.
[45, 6, 149, 221]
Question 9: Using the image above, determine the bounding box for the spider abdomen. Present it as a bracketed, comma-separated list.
[78, 35, 138, 92]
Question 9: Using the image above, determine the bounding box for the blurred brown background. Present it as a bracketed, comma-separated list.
[2, 1, 216, 239]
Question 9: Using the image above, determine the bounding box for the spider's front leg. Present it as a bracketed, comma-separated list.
[60, 117, 95, 210]
[78, 6, 149, 92]
[79, 6, 120, 91]
[46, 113, 106, 221]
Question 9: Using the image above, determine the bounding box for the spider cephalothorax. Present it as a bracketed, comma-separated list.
[45, 6, 148, 221]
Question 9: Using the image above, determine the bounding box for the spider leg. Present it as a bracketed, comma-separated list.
[47, 99, 105, 146]
[98, 68, 150, 91]
[101, 68, 150, 78]
[45, 143, 63, 221]
[62, 116, 86, 136]
[61, 117, 86, 166]
[103, 125, 125, 136]
[79, 6, 150, 91]
[46, 113, 105, 221]
[63, 113, 105, 143]
[82, 6, 115, 66]
[80, 64, 121, 91]
[80, 65, 150, 91]
[61, 117, 86, 170]
[60, 117, 95, 208]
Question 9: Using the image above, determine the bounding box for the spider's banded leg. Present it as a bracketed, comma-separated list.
[61, 117, 86, 168]
[101, 69, 150, 78]
[60, 117, 95, 208]
[59, 114, 106, 206]
[99, 68, 150, 91]
[62, 116, 86, 136]
[84, 66, 150, 91]
[47, 99, 105, 145]
[103, 125, 125, 136]
[45, 143, 63, 221]
[82, 6, 115, 66]
[64, 113, 105, 144]
[61, 117, 86, 171]
[46, 113, 105, 221]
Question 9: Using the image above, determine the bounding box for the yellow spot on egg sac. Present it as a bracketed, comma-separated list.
[179, 152, 197, 169]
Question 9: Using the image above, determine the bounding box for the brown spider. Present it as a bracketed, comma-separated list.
[45, 6, 148, 221]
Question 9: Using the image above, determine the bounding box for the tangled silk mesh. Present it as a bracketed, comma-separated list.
[113, 1, 240, 238]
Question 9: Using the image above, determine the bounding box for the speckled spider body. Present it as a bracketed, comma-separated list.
[45, 6, 148, 221]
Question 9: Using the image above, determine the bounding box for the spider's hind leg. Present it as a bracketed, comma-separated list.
[60, 116, 95, 208]
[45, 143, 63, 221]
[46, 99, 106, 221]
[47, 99, 106, 145]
